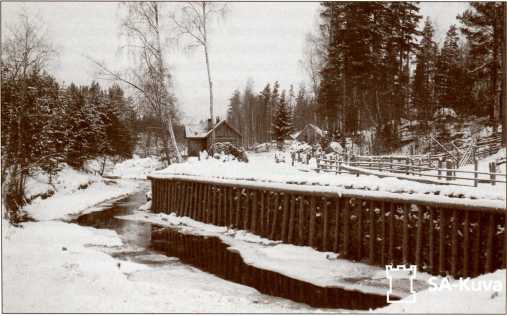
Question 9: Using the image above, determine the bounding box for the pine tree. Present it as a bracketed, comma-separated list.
[259, 83, 271, 143]
[458, 2, 506, 126]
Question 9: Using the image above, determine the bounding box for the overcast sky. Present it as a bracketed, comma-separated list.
[2, 1, 469, 122]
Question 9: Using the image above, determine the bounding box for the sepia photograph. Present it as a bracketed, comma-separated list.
[1, 0, 506, 314]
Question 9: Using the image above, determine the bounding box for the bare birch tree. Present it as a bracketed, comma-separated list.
[92, 2, 182, 163]
[168, 2, 228, 148]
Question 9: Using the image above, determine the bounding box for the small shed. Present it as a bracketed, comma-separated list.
[295, 124, 324, 145]
[185, 119, 242, 156]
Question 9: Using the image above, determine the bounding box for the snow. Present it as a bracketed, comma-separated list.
[109, 155, 164, 179]
[118, 210, 436, 298]
[2, 220, 319, 313]
[23, 179, 139, 221]
[376, 270, 506, 314]
[328, 141, 344, 153]
[149, 153, 505, 209]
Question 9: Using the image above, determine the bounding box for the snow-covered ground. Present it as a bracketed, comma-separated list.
[108, 155, 164, 179]
[376, 270, 506, 314]
[150, 152, 505, 209]
[2, 220, 317, 313]
[22, 164, 140, 221]
[4, 155, 506, 313]
[2, 158, 323, 313]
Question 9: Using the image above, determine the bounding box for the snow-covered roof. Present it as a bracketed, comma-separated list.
[185, 120, 242, 139]
[185, 121, 209, 139]
[301, 124, 324, 136]
[290, 131, 301, 139]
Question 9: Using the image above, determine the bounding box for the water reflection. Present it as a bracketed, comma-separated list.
[74, 190, 392, 310]
[150, 227, 389, 310]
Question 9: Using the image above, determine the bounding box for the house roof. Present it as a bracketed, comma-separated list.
[297, 124, 324, 137]
[184, 119, 242, 139]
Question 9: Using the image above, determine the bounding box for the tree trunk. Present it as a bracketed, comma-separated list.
[202, 3, 215, 150]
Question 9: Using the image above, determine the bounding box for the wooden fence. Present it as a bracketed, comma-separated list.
[149, 176, 506, 278]
[316, 157, 507, 187]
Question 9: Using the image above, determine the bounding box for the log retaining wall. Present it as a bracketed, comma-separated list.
[149, 176, 507, 277]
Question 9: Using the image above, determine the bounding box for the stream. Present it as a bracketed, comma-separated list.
[73, 185, 390, 310]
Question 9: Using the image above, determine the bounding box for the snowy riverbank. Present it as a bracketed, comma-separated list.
[2, 161, 323, 313]
[2, 220, 318, 313]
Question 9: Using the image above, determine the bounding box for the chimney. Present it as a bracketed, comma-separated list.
[207, 118, 212, 131]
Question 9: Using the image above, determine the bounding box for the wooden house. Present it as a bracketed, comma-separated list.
[295, 124, 324, 145]
[185, 119, 242, 156]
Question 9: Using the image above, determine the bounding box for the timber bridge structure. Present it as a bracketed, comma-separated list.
[149, 175, 506, 278]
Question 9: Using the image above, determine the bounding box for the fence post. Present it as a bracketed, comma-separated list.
[446, 160, 452, 181]
[406, 158, 409, 175]
[438, 158, 442, 180]
[474, 159, 479, 187]
[490, 162, 496, 185]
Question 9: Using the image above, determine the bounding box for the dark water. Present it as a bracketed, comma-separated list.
[74, 191, 392, 310]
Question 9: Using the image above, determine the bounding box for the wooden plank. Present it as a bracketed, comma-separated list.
[218, 186, 224, 225]
[162, 181, 167, 213]
[308, 196, 316, 248]
[472, 213, 481, 276]
[250, 191, 257, 233]
[287, 195, 296, 243]
[463, 210, 469, 276]
[270, 193, 279, 240]
[388, 202, 394, 264]
[505, 212, 507, 269]
[235, 189, 241, 228]
[356, 200, 363, 259]
[243, 189, 250, 230]
[402, 204, 409, 264]
[281, 193, 289, 242]
[212, 186, 218, 224]
[172, 181, 177, 213]
[380, 202, 386, 265]
[333, 198, 341, 253]
[299, 197, 305, 245]
[343, 198, 350, 257]
[368, 201, 376, 265]
[322, 198, 329, 251]
[229, 187, 234, 226]
[451, 209, 458, 276]
[415, 205, 423, 268]
[439, 209, 447, 274]
[485, 214, 495, 272]
[194, 183, 200, 221]
[208, 186, 213, 223]
[429, 207, 434, 273]
[259, 191, 265, 235]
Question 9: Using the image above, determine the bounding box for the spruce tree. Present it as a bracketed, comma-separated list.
[272, 90, 293, 149]
[412, 17, 438, 127]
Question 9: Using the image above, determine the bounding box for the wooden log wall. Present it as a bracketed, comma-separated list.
[149, 177, 507, 278]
